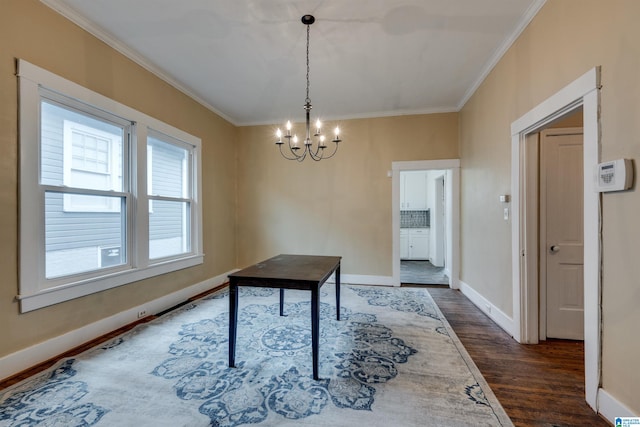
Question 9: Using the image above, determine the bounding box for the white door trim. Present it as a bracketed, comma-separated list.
[510, 67, 601, 409]
[433, 174, 446, 267]
[391, 159, 460, 289]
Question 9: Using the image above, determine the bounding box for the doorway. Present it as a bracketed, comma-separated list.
[399, 169, 449, 285]
[392, 159, 460, 289]
[511, 67, 601, 409]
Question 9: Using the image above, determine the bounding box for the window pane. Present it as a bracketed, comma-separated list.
[41, 100, 124, 192]
[148, 135, 189, 198]
[45, 191, 126, 278]
[149, 200, 190, 259]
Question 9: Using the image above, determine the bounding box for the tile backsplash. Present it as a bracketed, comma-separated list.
[400, 210, 430, 228]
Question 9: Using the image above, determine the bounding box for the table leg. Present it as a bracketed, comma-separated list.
[229, 281, 238, 368]
[336, 263, 341, 321]
[311, 285, 320, 380]
[280, 288, 285, 316]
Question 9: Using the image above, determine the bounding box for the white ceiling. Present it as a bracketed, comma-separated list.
[43, 0, 544, 126]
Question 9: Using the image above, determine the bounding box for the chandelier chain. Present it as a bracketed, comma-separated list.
[305, 24, 310, 104]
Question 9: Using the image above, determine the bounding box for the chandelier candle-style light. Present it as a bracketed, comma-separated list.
[275, 15, 342, 161]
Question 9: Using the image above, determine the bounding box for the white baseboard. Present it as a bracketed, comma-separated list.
[598, 388, 638, 423]
[458, 280, 514, 337]
[0, 270, 235, 383]
[457, 283, 637, 423]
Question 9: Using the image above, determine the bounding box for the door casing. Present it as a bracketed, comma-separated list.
[510, 67, 601, 410]
[432, 174, 446, 268]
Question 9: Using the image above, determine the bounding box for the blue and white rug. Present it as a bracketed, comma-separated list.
[0, 284, 512, 426]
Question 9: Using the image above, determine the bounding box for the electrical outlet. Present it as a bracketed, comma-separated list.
[137, 309, 147, 319]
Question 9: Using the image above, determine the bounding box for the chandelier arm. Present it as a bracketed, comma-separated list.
[292, 142, 308, 162]
[307, 138, 339, 160]
[307, 145, 325, 161]
[279, 143, 304, 161]
[288, 134, 308, 160]
[318, 142, 340, 160]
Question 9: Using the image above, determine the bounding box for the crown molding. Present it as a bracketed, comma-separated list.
[456, 0, 547, 111]
[238, 106, 459, 127]
[39, 0, 238, 125]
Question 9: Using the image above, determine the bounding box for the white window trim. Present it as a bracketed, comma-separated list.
[17, 59, 204, 313]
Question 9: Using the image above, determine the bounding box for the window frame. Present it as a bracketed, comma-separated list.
[18, 59, 204, 313]
[147, 129, 195, 261]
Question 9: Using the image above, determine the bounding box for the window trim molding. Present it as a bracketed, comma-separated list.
[17, 59, 204, 313]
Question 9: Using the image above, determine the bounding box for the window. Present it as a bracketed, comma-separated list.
[147, 132, 192, 260]
[39, 97, 130, 280]
[18, 59, 203, 312]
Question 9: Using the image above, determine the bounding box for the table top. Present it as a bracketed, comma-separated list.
[229, 254, 341, 283]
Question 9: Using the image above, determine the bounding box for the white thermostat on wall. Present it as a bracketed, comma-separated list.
[595, 159, 634, 192]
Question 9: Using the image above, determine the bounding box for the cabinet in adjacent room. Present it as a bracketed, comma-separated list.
[400, 229, 409, 259]
[400, 171, 428, 210]
[409, 228, 429, 259]
[400, 228, 430, 260]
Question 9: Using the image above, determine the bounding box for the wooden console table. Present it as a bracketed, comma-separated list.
[228, 254, 342, 380]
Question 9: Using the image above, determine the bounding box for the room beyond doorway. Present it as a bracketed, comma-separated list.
[391, 159, 460, 289]
[399, 168, 448, 285]
[400, 260, 448, 285]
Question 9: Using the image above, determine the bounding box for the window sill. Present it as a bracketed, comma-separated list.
[17, 254, 205, 313]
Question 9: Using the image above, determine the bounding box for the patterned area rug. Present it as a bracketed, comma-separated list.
[0, 285, 512, 426]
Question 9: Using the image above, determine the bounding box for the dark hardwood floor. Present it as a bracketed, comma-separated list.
[425, 285, 610, 427]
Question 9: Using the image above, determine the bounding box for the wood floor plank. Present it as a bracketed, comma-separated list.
[425, 285, 610, 427]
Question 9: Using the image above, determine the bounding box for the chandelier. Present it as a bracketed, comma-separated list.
[275, 15, 342, 161]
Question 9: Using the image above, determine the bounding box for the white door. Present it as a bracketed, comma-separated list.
[541, 128, 584, 340]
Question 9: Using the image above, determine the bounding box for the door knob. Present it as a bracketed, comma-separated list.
[550, 245, 560, 253]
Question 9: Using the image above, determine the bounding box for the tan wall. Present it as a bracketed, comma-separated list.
[236, 114, 459, 275]
[0, 1, 237, 358]
[460, 0, 640, 413]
